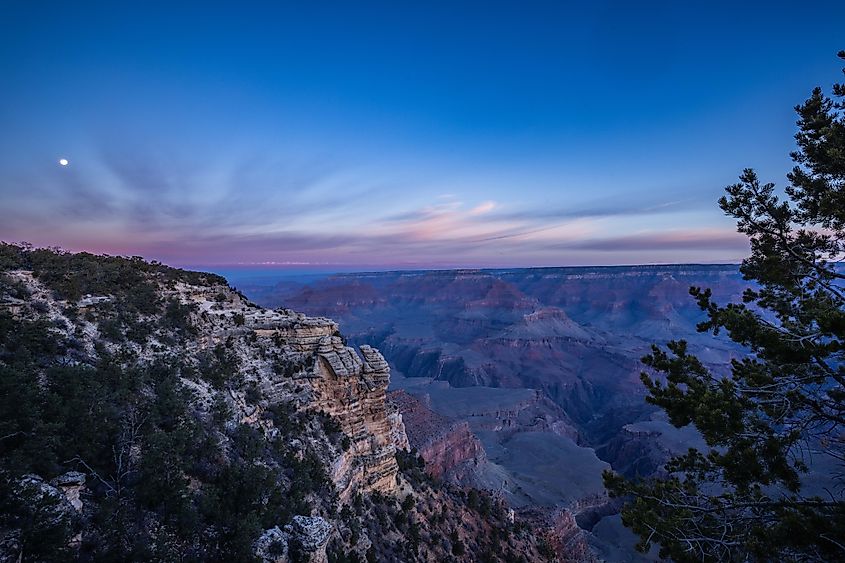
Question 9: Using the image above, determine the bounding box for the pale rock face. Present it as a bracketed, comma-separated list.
[315, 336, 364, 378]
[167, 281, 407, 499]
[308, 339, 400, 499]
[289, 516, 332, 555]
[51, 471, 86, 512]
[77, 295, 111, 308]
[5, 269, 409, 547]
[146, 283, 402, 557]
[254, 517, 332, 563]
[386, 402, 411, 452]
[13, 474, 78, 528]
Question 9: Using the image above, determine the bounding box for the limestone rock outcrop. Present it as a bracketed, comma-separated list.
[0, 246, 591, 563]
[289, 516, 332, 560]
[254, 526, 289, 563]
[254, 516, 333, 563]
[168, 283, 406, 499]
[50, 471, 86, 512]
[386, 400, 411, 453]
[7, 269, 408, 502]
[308, 338, 400, 498]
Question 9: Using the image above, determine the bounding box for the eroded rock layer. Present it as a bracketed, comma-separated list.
[388, 390, 485, 480]
[221, 301, 404, 499]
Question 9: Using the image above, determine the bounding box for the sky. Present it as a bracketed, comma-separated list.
[1, 1, 844, 271]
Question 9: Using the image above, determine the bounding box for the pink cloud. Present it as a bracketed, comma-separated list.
[468, 200, 497, 215]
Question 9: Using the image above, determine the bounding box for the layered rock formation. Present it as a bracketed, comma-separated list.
[0, 246, 591, 562]
[234, 265, 750, 559]
[173, 281, 406, 500]
[307, 337, 400, 498]
[388, 390, 485, 480]
[1, 259, 409, 560]
[546, 510, 597, 563]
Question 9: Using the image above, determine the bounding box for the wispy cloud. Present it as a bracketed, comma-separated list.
[490, 197, 695, 222]
[558, 228, 748, 252]
[468, 200, 497, 215]
[0, 141, 743, 268]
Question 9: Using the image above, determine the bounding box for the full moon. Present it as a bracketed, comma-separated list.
[58, 158, 68, 166]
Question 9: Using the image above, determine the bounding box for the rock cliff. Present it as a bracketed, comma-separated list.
[307, 338, 400, 498]
[388, 390, 485, 481]
[0, 245, 569, 562]
[74, 269, 409, 502]
[199, 285, 405, 494]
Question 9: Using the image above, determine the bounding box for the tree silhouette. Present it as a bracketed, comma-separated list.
[605, 51, 845, 562]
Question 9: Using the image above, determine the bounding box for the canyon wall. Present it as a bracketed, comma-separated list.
[388, 390, 485, 480]
[188, 286, 407, 500]
[0, 246, 588, 563]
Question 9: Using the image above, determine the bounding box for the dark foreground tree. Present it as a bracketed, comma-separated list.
[604, 52, 845, 562]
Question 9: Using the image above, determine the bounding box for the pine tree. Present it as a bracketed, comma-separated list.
[604, 51, 845, 562]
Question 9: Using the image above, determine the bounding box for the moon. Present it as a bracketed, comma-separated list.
[59, 158, 69, 166]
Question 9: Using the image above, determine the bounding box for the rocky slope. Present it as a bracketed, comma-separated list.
[0, 245, 569, 563]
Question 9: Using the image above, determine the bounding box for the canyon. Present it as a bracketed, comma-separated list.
[0, 246, 560, 562]
[239, 264, 749, 560]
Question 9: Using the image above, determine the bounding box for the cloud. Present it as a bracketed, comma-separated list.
[491, 197, 696, 222]
[468, 200, 497, 215]
[558, 228, 748, 252]
[467, 223, 575, 243]
[0, 140, 745, 268]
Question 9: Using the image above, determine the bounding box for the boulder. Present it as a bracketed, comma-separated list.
[255, 516, 332, 563]
[254, 526, 289, 563]
[287, 516, 332, 563]
[50, 471, 86, 511]
[289, 515, 332, 552]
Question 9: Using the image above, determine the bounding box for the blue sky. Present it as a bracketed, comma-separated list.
[1, 1, 843, 269]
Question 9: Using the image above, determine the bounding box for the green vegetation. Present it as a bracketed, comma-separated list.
[273, 353, 314, 378]
[0, 243, 226, 349]
[605, 52, 845, 562]
[0, 244, 553, 562]
[198, 343, 242, 389]
[395, 449, 428, 487]
[0, 308, 332, 561]
[0, 248, 339, 562]
[0, 243, 226, 302]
